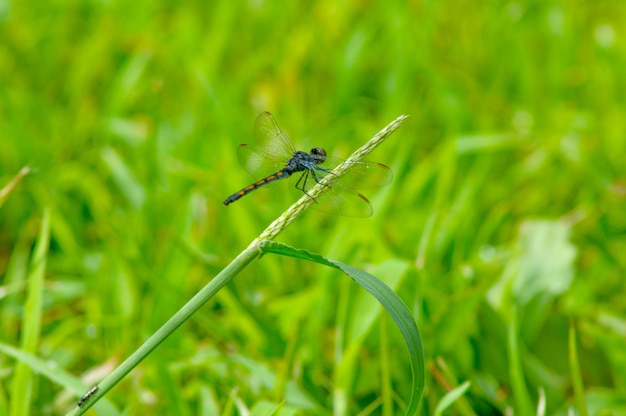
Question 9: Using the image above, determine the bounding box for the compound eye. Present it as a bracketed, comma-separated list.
[311, 147, 327, 157]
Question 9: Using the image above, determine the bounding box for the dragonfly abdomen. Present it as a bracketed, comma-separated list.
[223, 169, 291, 206]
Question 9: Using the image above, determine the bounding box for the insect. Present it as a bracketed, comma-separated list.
[77, 386, 98, 407]
[223, 112, 392, 217]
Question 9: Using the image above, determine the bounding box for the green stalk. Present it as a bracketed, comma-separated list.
[68, 245, 260, 414]
[68, 114, 408, 414]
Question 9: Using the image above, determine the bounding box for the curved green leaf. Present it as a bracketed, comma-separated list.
[260, 241, 424, 415]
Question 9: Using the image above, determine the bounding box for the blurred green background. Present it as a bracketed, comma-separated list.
[1, 1, 625, 415]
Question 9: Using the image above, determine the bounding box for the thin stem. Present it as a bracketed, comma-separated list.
[67, 114, 408, 415]
[68, 245, 260, 415]
[252, 114, 409, 244]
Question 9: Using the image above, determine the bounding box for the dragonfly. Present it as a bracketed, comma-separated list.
[223, 112, 392, 217]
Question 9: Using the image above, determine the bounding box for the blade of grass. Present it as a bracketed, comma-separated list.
[0, 342, 120, 415]
[434, 381, 471, 416]
[380, 315, 392, 416]
[0, 222, 30, 343]
[508, 308, 533, 415]
[260, 241, 424, 415]
[569, 320, 588, 416]
[337, 260, 409, 415]
[9, 208, 49, 416]
[430, 358, 476, 416]
[249, 400, 283, 416]
[0, 166, 31, 209]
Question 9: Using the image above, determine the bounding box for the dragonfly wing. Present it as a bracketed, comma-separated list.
[320, 158, 393, 190]
[254, 112, 297, 158]
[299, 185, 374, 217]
[314, 187, 374, 217]
[237, 144, 290, 178]
[235, 112, 297, 178]
[340, 162, 393, 189]
[288, 169, 375, 218]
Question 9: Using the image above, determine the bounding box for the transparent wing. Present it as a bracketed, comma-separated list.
[310, 186, 375, 218]
[236, 144, 289, 179]
[322, 158, 393, 190]
[236, 112, 297, 178]
[288, 160, 393, 217]
[254, 112, 297, 156]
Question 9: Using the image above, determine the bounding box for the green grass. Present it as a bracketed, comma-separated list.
[1, 1, 626, 415]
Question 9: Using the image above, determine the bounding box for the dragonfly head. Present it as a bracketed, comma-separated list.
[311, 147, 327, 164]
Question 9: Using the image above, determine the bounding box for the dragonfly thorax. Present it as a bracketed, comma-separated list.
[287, 148, 327, 172]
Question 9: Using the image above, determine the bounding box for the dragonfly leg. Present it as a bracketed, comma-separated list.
[295, 170, 318, 202]
[315, 166, 334, 174]
[311, 166, 335, 188]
